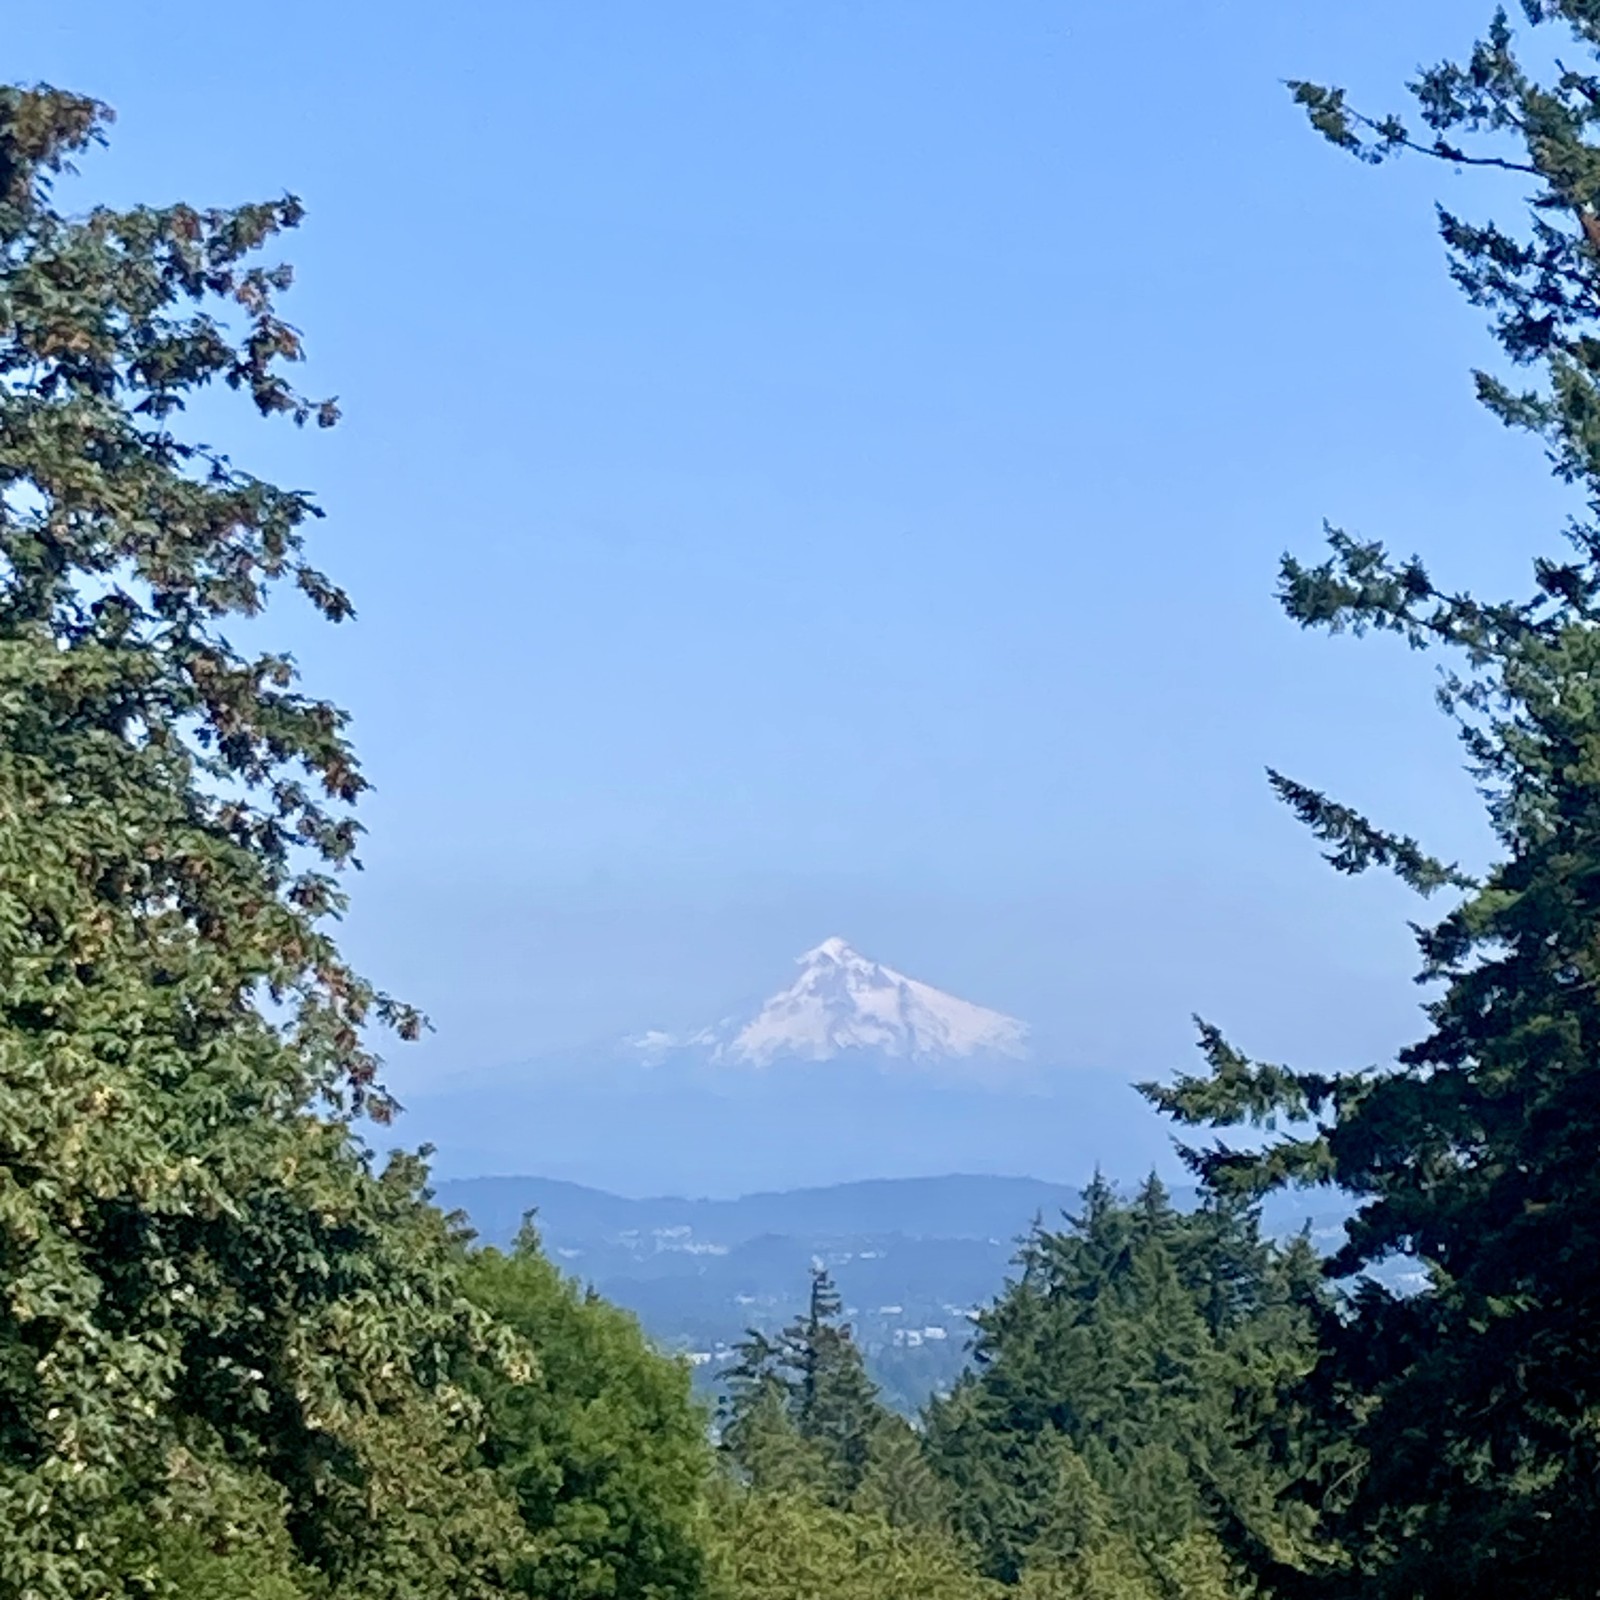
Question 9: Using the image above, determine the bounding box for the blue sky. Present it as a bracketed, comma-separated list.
[10, 3, 1574, 1182]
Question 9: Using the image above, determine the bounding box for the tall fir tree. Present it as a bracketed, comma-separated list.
[719, 1328, 825, 1496]
[790, 1267, 883, 1501]
[1144, 6, 1600, 1596]
[719, 1268, 890, 1508]
[926, 1181, 1319, 1593]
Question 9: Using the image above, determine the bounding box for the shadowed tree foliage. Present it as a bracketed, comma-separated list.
[925, 1179, 1319, 1596]
[1144, 7, 1600, 1597]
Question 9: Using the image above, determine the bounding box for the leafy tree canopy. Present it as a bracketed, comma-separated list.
[462, 1225, 714, 1600]
[0, 82, 525, 1598]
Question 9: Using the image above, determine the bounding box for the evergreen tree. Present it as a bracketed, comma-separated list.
[1143, 7, 1600, 1595]
[0, 85, 524, 1595]
[789, 1267, 882, 1500]
[852, 1410, 951, 1533]
[1013, 1443, 1218, 1600]
[927, 1183, 1318, 1593]
[713, 1271, 984, 1593]
[718, 1268, 888, 1508]
[719, 1328, 826, 1495]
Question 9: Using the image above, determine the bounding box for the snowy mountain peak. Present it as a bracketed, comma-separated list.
[804, 935, 858, 964]
[633, 938, 1030, 1070]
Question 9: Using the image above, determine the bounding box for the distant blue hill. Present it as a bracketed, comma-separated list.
[436, 1172, 1355, 1412]
[437, 1172, 1112, 1248]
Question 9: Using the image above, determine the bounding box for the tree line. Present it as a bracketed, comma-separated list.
[714, 1179, 1321, 1600]
[8, 1, 1600, 1593]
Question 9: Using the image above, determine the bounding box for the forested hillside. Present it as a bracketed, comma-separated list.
[8, 2, 1600, 1595]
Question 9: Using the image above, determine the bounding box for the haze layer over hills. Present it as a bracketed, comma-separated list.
[398, 939, 1172, 1189]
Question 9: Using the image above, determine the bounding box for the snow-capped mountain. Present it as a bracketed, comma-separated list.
[630, 937, 1030, 1070]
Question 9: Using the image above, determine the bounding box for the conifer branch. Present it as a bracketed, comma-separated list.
[1266, 771, 1478, 895]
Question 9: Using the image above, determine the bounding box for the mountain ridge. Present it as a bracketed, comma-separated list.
[437, 1171, 1102, 1246]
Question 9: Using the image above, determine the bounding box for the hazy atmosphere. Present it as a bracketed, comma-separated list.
[10, 1, 1557, 1190]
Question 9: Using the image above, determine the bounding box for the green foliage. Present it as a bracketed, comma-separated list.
[1016, 1531, 1240, 1600]
[0, 84, 526, 1596]
[787, 1268, 884, 1501]
[718, 1369, 832, 1500]
[714, 1195, 1299, 1598]
[704, 1484, 1000, 1600]
[713, 1267, 987, 1599]
[719, 1268, 892, 1508]
[88, 1459, 320, 1598]
[852, 1410, 951, 1532]
[1144, 7, 1600, 1596]
[926, 1179, 1317, 1595]
[462, 1225, 713, 1600]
